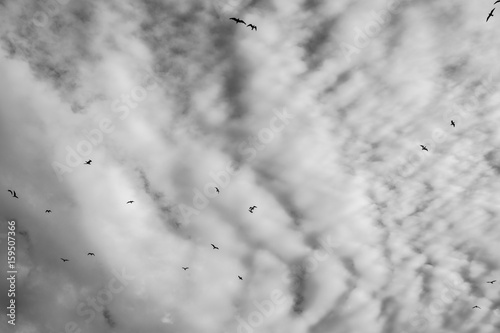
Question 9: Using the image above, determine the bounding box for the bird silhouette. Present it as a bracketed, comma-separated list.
[472, 305, 481, 309]
[87, 252, 95, 256]
[420, 145, 428, 151]
[84, 160, 92, 165]
[60, 258, 69, 262]
[211, 244, 219, 250]
[247, 24, 257, 31]
[45, 210, 52, 213]
[126, 200, 134, 204]
[487, 8, 495, 22]
[230, 17, 246, 25]
[182, 267, 189, 270]
[450, 120, 455, 127]
[487, 280, 497, 284]
[248, 206, 257, 213]
[8, 190, 18, 198]
[238, 275, 243, 280]
[215, 187, 219, 193]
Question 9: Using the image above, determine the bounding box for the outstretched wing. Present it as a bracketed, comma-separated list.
[487, 9, 495, 21]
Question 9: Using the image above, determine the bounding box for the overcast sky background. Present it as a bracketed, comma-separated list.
[1, 0, 500, 332]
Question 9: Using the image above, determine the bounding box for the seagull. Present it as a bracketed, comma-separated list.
[60, 258, 69, 262]
[420, 145, 428, 151]
[215, 187, 219, 193]
[8, 190, 18, 198]
[450, 120, 455, 127]
[230, 17, 246, 25]
[45, 210, 52, 213]
[247, 24, 257, 31]
[487, 8, 495, 22]
[126, 201, 134, 204]
[248, 206, 257, 213]
[182, 267, 189, 270]
[238, 275, 243, 280]
[211, 244, 219, 250]
[84, 160, 92, 165]
[472, 305, 481, 309]
[87, 252, 95, 256]
[487, 280, 497, 284]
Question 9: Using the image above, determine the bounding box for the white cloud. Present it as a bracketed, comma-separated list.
[1, 0, 500, 332]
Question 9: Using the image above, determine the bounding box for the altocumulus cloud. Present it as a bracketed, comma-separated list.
[1, 0, 500, 333]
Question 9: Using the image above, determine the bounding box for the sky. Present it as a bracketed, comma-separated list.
[1, 0, 500, 332]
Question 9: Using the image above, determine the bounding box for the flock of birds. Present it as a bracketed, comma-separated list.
[5, 11, 496, 320]
[229, 17, 257, 31]
[419, 119, 497, 309]
[486, 0, 500, 22]
[419, 119, 455, 152]
[7, 151, 259, 280]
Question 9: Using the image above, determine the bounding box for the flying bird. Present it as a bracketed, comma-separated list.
[450, 120, 455, 127]
[249, 206, 257, 213]
[182, 267, 189, 271]
[472, 305, 481, 309]
[247, 24, 257, 31]
[126, 201, 134, 204]
[230, 17, 246, 25]
[45, 210, 52, 213]
[60, 258, 69, 262]
[84, 160, 92, 165]
[487, 280, 497, 284]
[420, 145, 428, 151]
[87, 252, 95, 256]
[215, 187, 219, 193]
[211, 244, 219, 250]
[238, 275, 243, 280]
[487, 8, 495, 22]
[8, 190, 18, 198]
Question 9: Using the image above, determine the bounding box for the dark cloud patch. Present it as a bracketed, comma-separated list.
[300, 18, 339, 71]
[484, 150, 500, 175]
[103, 307, 116, 328]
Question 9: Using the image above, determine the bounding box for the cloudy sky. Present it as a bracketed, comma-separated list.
[1, 0, 500, 332]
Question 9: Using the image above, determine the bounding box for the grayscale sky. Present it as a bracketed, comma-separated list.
[1, 0, 500, 332]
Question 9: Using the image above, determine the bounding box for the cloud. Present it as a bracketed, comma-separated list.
[1, 0, 500, 332]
